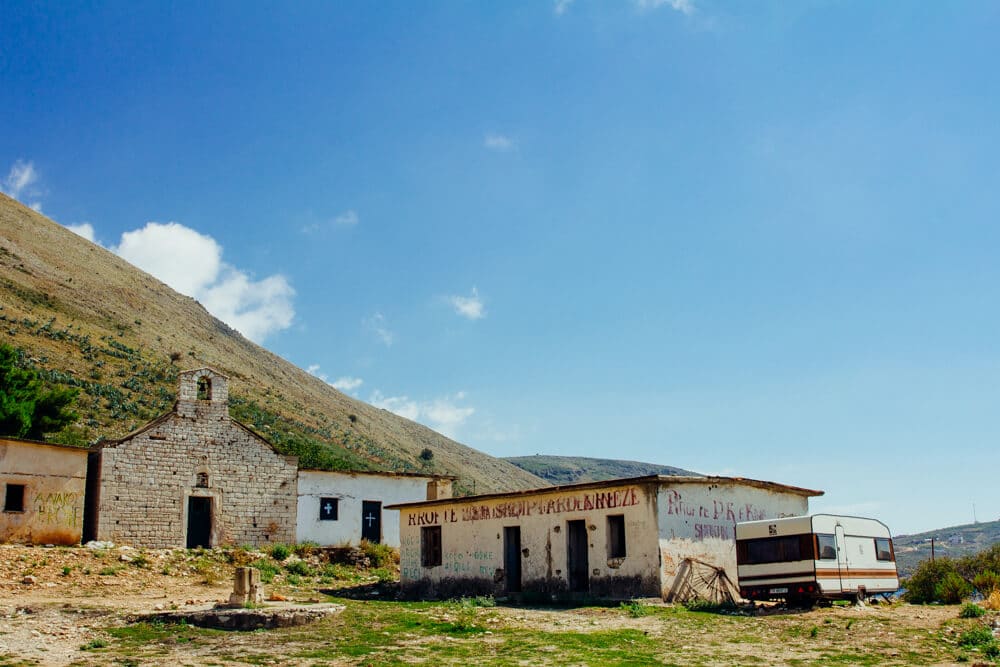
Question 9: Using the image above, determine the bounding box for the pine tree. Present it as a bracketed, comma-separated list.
[0, 343, 78, 440]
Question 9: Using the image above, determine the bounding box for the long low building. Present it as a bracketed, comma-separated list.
[389, 474, 822, 601]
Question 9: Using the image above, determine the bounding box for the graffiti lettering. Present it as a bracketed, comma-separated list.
[34, 492, 81, 527]
[453, 487, 640, 523]
[694, 523, 731, 540]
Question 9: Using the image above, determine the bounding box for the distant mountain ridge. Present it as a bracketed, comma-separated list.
[0, 193, 546, 495]
[892, 519, 1000, 577]
[505, 454, 698, 485]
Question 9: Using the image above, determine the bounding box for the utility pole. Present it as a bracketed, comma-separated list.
[931, 537, 935, 562]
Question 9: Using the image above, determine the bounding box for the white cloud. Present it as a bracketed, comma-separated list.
[306, 364, 328, 381]
[301, 209, 359, 234]
[306, 365, 364, 395]
[2, 160, 38, 199]
[554, 0, 575, 15]
[364, 312, 395, 347]
[333, 210, 359, 226]
[112, 221, 294, 343]
[332, 376, 364, 392]
[448, 287, 486, 320]
[370, 390, 474, 439]
[634, 0, 694, 14]
[65, 223, 96, 243]
[2, 160, 44, 211]
[484, 133, 515, 152]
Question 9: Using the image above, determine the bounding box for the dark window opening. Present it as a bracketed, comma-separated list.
[319, 497, 339, 521]
[875, 537, 895, 562]
[4, 484, 25, 512]
[608, 514, 626, 558]
[421, 526, 442, 567]
[196, 472, 209, 488]
[197, 376, 212, 401]
[816, 533, 837, 560]
[737, 534, 815, 565]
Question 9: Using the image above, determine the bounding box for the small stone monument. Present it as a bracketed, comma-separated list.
[227, 567, 264, 608]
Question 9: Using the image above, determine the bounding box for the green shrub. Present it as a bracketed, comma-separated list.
[958, 625, 995, 649]
[251, 559, 280, 583]
[360, 539, 397, 568]
[937, 572, 972, 604]
[974, 570, 1000, 596]
[269, 544, 291, 561]
[284, 560, 314, 577]
[959, 602, 986, 619]
[286, 574, 302, 586]
[903, 558, 960, 604]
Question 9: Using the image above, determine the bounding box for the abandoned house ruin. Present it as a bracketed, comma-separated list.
[0, 437, 88, 545]
[390, 474, 822, 601]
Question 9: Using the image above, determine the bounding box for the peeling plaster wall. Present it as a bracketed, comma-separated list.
[398, 482, 662, 599]
[297, 471, 449, 547]
[0, 439, 87, 545]
[656, 481, 809, 600]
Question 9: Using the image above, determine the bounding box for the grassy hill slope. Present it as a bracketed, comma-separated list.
[505, 454, 698, 485]
[0, 193, 545, 495]
[893, 519, 1000, 578]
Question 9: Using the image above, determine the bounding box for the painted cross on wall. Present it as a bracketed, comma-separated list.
[319, 497, 338, 521]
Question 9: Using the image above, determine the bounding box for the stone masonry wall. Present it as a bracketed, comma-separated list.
[95, 369, 297, 548]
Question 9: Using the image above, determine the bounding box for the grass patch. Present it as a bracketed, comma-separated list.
[959, 602, 986, 618]
[620, 600, 651, 617]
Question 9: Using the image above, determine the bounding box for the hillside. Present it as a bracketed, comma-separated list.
[893, 519, 1000, 578]
[505, 454, 698, 485]
[0, 193, 545, 495]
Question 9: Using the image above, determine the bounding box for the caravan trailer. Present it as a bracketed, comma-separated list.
[735, 514, 899, 604]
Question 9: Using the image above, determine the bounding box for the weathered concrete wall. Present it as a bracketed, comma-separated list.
[297, 471, 449, 547]
[656, 481, 809, 600]
[398, 481, 662, 600]
[96, 369, 298, 548]
[0, 439, 87, 545]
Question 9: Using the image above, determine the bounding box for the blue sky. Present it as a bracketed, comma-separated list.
[3, 1, 999, 534]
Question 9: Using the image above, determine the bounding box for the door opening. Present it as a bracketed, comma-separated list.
[504, 526, 522, 593]
[567, 520, 589, 593]
[187, 496, 212, 548]
[362, 500, 382, 543]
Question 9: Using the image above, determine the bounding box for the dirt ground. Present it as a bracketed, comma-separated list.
[0, 545, 985, 666]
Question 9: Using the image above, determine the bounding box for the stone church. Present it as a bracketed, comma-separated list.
[87, 368, 299, 548]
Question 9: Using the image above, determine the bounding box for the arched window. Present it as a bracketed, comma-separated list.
[197, 376, 212, 401]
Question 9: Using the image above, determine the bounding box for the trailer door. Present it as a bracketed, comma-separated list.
[834, 524, 848, 594]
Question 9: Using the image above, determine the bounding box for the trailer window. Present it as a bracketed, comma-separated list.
[875, 537, 894, 562]
[737, 534, 814, 565]
[816, 534, 837, 560]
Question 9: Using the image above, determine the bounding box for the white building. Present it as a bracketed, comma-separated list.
[390, 475, 821, 600]
[297, 469, 453, 547]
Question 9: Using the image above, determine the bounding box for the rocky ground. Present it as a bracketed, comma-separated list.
[0, 544, 995, 666]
